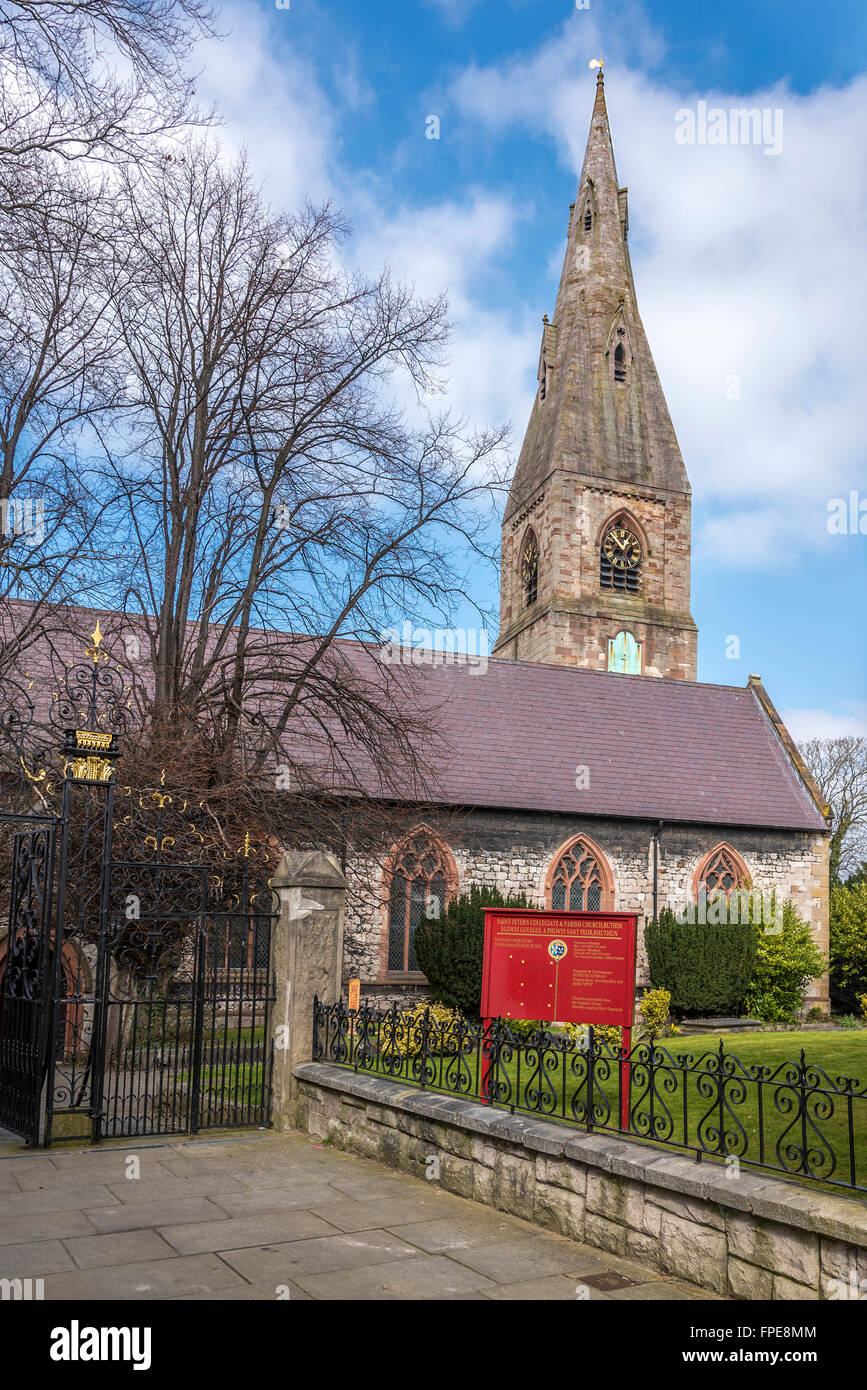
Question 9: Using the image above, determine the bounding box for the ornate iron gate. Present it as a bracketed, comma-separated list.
[0, 634, 276, 1146]
[0, 821, 57, 1142]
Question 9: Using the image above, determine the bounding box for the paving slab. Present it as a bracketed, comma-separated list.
[83, 1194, 230, 1233]
[208, 1184, 337, 1217]
[173, 1280, 313, 1301]
[292, 1253, 499, 1300]
[219, 1229, 421, 1281]
[12, 1160, 174, 1191]
[449, 1235, 626, 1284]
[484, 1274, 614, 1300]
[326, 1174, 434, 1200]
[0, 1127, 723, 1300]
[612, 1279, 725, 1300]
[63, 1229, 178, 1270]
[0, 1209, 96, 1246]
[157, 1209, 337, 1255]
[388, 1213, 541, 1253]
[0, 1239, 76, 1277]
[306, 1193, 462, 1233]
[0, 1185, 117, 1217]
[103, 1174, 247, 1205]
[43, 1252, 248, 1300]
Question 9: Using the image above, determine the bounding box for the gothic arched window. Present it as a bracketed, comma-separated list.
[546, 835, 614, 912]
[614, 342, 627, 382]
[583, 204, 592, 233]
[385, 830, 457, 974]
[600, 513, 642, 595]
[521, 528, 539, 607]
[694, 844, 750, 902]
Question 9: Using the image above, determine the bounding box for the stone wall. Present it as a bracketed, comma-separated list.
[295, 1062, 867, 1301]
[343, 808, 829, 1011]
[495, 476, 697, 682]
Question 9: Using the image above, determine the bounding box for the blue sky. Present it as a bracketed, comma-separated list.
[193, 0, 867, 739]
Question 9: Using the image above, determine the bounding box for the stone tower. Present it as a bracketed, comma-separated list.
[493, 71, 698, 681]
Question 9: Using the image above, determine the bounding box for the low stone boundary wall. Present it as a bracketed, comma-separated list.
[294, 1061, 867, 1301]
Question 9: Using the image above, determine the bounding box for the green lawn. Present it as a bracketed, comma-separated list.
[129, 1023, 266, 1052]
[343, 1028, 867, 1197]
[644, 1031, 867, 1194]
[177, 1060, 266, 1112]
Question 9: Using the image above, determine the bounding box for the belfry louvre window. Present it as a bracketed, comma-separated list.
[387, 832, 454, 973]
[549, 839, 609, 911]
[583, 202, 592, 232]
[614, 342, 627, 382]
[521, 529, 538, 607]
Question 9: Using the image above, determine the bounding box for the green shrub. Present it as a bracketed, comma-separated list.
[563, 1022, 623, 1051]
[743, 901, 826, 1023]
[829, 878, 867, 1012]
[413, 884, 529, 1019]
[378, 999, 465, 1060]
[645, 908, 757, 1016]
[500, 1017, 545, 1040]
[638, 987, 680, 1040]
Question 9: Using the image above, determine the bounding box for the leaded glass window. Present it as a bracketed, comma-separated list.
[387, 834, 454, 974]
[549, 840, 606, 911]
[699, 846, 747, 901]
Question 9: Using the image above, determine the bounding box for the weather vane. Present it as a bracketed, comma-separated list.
[589, 57, 604, 73]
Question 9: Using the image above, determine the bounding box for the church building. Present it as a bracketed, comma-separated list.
[341, 71, 831, 1016]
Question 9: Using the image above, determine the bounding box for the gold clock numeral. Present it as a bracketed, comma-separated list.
[604, 525, 642, 572]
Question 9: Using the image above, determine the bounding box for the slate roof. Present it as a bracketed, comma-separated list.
[348, 651, 827, 832]
[2, 599, 824, 833]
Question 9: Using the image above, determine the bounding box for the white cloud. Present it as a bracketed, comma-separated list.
[194, 2, 337, 207]
[424, 0, 484, 27]
[350, 192, 536, 425]
[192, 10, 538, 437]
[782, 703, 867, 742]
[445, 15, 867, 569]
[189, 6, 867, 572]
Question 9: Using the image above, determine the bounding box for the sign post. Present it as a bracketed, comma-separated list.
[480, 909, 637, 1130]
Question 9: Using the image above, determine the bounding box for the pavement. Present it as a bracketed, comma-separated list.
[0, 1127, 724, 1300]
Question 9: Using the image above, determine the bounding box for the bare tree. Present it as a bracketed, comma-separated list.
[0, 168, 123, 673]
[94, 142, 507, 820]
[0, 0, 214, 214]
[800, 736, 867, 881]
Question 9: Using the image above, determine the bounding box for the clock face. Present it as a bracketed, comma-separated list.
[603, 526, 641, 570]
[521, 534, 538, 583]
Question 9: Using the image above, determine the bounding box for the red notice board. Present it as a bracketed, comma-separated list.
[481, 909, 638, 1027]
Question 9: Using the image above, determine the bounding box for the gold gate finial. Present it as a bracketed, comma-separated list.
[86, 620, 106, 664]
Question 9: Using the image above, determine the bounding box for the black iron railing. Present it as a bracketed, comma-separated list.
[312, 999, 867, 1195]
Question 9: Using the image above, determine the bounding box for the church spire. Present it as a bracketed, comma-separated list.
[494, 68, 697, 682]
[505, 65, 689, 515]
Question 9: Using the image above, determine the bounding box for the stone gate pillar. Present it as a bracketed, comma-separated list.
[269, 850, 346, 1131]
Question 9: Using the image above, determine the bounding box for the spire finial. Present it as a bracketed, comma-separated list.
[589, 56, 604, 78]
